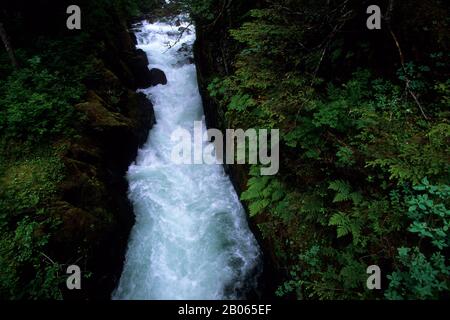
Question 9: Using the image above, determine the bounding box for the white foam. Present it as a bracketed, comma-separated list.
[112, 17, 261, 301]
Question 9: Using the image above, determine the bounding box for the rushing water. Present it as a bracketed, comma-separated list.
[112, 18, 261, 300]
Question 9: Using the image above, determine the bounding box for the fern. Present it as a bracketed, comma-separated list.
[329, 212, 362, 244]
[329, 180, 352, 202]
[241, 166, 289, 218]
[329, 180, 362, 204]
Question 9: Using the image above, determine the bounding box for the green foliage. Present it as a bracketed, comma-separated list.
[0, 56, 83, 142]
[195, 0, 450, 300]
[241, 166, 287, 218]
[229, 63, 449, 299]
[0, 150, 65, 299]
[328, 180, 362, 204]
[407, 179, 450, 250]
[385, 179, 450, 300]
[329, 212, 362, 241]
[0, 0, 158, 299]
[0, 152, 65, 219]
[181, 0, 217, 21]
[386, 248, 450, 300]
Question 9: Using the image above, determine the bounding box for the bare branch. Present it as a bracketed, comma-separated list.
[165, 22, 193, 51]
[204, 0, 233, 30]
[389, 28, 429, 120]
[0, 21, 18, 69]
[383, 1, 428, 120]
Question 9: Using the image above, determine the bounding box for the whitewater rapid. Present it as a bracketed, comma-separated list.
[112, 18, 261, 300]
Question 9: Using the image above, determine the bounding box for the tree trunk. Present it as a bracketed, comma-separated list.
[0, 21, 18, 69]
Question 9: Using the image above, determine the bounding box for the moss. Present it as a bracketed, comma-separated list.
[75, 95, 132, 130]
[0, 151, 65, 216]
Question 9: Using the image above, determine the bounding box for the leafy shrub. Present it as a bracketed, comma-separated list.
[0, 56, 84, 142]
[201, 1, 449, 299]
[386, 179, 450, 300]
[0, 151, 65, 299]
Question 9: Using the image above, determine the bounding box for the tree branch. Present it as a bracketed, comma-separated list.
[165, 22, 193, 51]
[384, 0, 429, 120]
[0, 21, 18, 69]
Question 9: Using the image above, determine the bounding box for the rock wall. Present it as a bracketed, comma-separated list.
[51, 21, 156, 300]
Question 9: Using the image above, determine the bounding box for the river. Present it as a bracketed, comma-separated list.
[112, 17, 261, 300]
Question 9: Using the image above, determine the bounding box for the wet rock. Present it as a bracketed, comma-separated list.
[101, 21, 153, 90]
[129, 32, 138, 45]
[118, 27, 136, 52]
[61, 86, 155, 299]
[149, 68, 168, 86]
[175, 43, 194, 66]
[75, 95, 132, 130]
[126, 49, 153, 89]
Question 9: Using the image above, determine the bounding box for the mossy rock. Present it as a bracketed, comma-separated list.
[75, 95, 132, 130]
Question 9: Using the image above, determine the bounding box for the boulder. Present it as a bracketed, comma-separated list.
[149, 68, 168, 86]
[126, 49, 153, 89]
[175, 43, 195, 66]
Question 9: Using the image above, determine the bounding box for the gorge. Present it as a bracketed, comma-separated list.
[112, 17, 262, 300]
[0, 0, 448, 301]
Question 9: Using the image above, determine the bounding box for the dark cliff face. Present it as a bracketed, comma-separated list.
[193, 16, 249, 195]
[52, 22, 155, 300]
